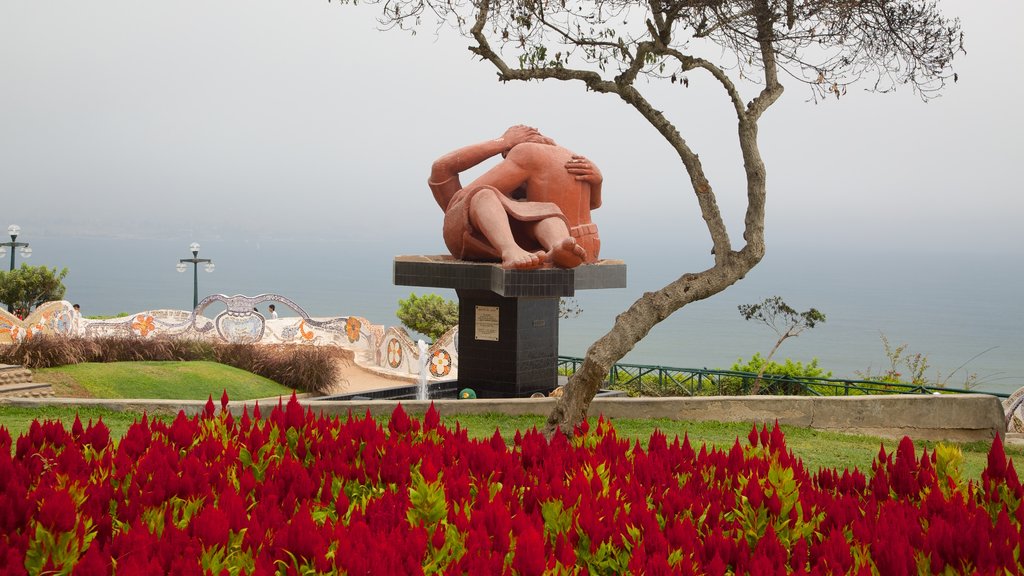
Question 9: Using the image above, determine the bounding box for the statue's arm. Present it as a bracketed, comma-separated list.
[429, 139, 505, 210]
[566, 155, 603, 209]
[460, 153, 531, 196]
[429, 126, 551, 210]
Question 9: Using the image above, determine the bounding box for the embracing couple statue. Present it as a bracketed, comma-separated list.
[428, 125, 602, 270]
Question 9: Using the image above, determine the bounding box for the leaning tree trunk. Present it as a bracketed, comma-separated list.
[544, 251, 763, 436]
[543, 58, 779, 435]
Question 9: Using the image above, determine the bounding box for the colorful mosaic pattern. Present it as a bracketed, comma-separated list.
[130, 314, 156, 338]
[429, 349, 452, 377]
[1004, 387, 1024, 433]
[0, 301, 77, 344]
[386, 338, 403, 369]
[4, 298, 458, 382]
[342, 317, 358, 342]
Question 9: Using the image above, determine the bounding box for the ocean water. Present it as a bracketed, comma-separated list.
[19, 235, 1024, 395]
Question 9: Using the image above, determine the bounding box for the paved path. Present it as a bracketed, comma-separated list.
[323, 354, 414, 396]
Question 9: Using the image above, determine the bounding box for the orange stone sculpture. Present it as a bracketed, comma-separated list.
[428, 125, 602, 269]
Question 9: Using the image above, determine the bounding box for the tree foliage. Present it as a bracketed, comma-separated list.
[397, 292, 459, 340]
[0, 264, 68, 315]
[739, 295, 825, 336]
[338, 0, 963, 433]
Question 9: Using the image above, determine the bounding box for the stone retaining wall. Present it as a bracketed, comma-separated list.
[2, 393, 1006, 443]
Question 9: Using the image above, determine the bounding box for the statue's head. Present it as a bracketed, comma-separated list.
[502, 132, 557, 158]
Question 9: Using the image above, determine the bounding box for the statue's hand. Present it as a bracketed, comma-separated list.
[565, 155, 603, 185]
[498, 125, 555, 152]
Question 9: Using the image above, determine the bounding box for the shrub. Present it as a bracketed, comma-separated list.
[0, 336, 98, 368]
[599, 355, 833, 397]
[396, 293, 458, 341]
[0, 264, 68, 314]
[162, 338, 217, 362]
[730, 353, 831, 379]
[251, 345, 348, 395]
[720, 354, 833, 395]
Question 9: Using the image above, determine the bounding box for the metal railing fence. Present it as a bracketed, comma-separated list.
[556, 356, 1008, 398]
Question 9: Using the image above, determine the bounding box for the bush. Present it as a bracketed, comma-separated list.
[0, 336, 99, 368]
[722, 354, 832, 395]
[0, 264, 68, 314]
[597, 355, 834, 397]
[396, 293, 458, 341]
[247, 345, 348, 394]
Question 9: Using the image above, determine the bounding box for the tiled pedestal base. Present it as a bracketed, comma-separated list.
[394, 256, 626, 398]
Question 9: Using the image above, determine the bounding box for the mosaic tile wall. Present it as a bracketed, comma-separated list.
[0, 296, 458, 382]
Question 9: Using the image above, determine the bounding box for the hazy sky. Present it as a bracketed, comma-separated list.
[1, 0, 1021, 261]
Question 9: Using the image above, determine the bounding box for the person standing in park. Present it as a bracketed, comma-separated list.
[268, 304, 278, 319]
[72, 303, 83, 335]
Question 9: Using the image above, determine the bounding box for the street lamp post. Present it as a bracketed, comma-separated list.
[176, 242, 215, 310]
[0, 224, 32, 271]
[0, 225, 33, 313]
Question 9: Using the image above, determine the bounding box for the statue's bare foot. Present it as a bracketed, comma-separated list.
[501, 250, 544, 270]
[548, 237, 587, 268]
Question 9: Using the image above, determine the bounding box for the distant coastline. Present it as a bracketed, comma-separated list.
[23, 235, 1024, 396]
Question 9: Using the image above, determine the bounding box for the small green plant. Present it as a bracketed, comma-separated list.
[857, 333, 983, 390]
[730, 355, 831, 379]
[724, 355, 832, 395]
[396, 293, 459, 341]
[84, 313, 131, 320]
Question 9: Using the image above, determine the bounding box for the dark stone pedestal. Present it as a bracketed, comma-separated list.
[394, 255, 626, 398]
[455, 291, 558, 397]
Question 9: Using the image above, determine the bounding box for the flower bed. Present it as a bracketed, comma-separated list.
[1, 394, 1021, 574]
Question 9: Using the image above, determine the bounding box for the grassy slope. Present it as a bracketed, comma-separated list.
[35, 361, 292, 401]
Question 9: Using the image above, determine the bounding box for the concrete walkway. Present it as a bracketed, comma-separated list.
[326, 357, 416, 396]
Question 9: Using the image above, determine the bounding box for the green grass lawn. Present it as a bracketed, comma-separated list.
[0, 405, 175, 442]
[3, 362, 1015, 480]
[441, 413, 1022, 480]
[0, 405, 1012, 481]
[35, 361, 293, 401]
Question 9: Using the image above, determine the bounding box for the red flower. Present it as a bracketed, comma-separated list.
[984, 433, 1007, 483]
[430, 524, 446, 550]
[36, 487, 76, 533]
[388, 404, 414, 435]
[512, 524, 546, 576]
[423, 402, 440, 431]
[191, 505, 230, 547]
[70, 540, 109, 576]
